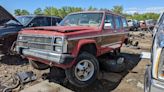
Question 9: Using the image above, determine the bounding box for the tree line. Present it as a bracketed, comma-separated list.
[14, 6, 160, 20]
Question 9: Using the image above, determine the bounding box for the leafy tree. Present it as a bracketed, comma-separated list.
[14, 9, 29, 15]
[14, 6, 160, 21]
[125, 13, 160, 21]
[58, 7, 67, 18]
[34, 8, 43, 15]
[21, 9, 30, 15]
[14, 9, 22, 16]
[44, 7, 52, 15]
[111, 5, 123, 14]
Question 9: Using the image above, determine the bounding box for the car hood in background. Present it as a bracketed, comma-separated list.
[0, 5, 20, 25]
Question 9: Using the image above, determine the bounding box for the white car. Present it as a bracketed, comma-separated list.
[144, 12, 164, 92]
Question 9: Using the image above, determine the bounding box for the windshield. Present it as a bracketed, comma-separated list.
[60, 13, 103, 27]
[16, 16, 33, 26]
[6, 16, 33, 26]
[6, 19, 21, 25]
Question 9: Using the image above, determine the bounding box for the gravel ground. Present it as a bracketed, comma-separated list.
[0, 31, 152, 92]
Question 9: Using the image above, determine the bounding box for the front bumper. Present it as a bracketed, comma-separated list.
[16, 47, 74, 64]
[150, 79, 164, 92]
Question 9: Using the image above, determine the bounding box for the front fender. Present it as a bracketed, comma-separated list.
[71, 39, 98, 57]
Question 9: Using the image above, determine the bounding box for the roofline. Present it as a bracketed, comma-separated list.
[68, 10, 125, 17]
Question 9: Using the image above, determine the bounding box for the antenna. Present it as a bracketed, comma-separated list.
[50, 4, 52, 26]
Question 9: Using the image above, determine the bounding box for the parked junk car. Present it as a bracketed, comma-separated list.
[127, 19, 140, 31]
[16, 11, 129, 87]
[145, 19, 157, 30]
[144, 12, 164, 92]
[0, 6, 62, 54]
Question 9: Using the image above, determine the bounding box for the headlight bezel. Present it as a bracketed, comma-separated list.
[54, 37, 63, 44]
[53, 36, 68, 53]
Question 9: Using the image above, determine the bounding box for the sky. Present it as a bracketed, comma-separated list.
[0, 0, 164, 14]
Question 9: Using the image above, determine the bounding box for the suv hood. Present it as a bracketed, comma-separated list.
[0, 6, 20, 25]
[26, 26, 98, 33]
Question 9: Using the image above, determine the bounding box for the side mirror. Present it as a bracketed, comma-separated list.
[104, 22, 112, 29]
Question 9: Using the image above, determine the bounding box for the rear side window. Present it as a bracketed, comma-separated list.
[31, 17, 47, 26]
[114, 16, 122, 29]
[45, 17, 52, 26]
[104, 14, 114, 29]
[121, 18, 128, 28]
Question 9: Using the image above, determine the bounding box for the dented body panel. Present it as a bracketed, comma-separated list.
[16, 11, 129, 69]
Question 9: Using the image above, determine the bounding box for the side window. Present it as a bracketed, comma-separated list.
[121, 18, 128, 28]
[114, 16, 122, 29]
[45, 17, 52, 26]
[104, 14, 114, 29]
[31, 17, 47, 26]
[52, 18, 57, 26]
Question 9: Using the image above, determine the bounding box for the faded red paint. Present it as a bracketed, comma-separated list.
[18, 11, 129, 69]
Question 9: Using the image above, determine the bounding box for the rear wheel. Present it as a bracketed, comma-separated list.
[30, 60, 49, 70]
[65, 52, 99, 87]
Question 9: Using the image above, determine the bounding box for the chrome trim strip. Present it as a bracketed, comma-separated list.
[101, 41, 122, 47]
[68, 32, 129, 40]
[152, 79, 164, 89]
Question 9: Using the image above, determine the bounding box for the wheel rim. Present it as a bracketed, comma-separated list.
[75, 60, 94, 81]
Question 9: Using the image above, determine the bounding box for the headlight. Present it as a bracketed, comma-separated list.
[54, 46, 62, 52]
[55, 37, 62, 44]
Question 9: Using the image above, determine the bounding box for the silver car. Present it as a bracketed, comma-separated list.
[144, 12, 164, 92]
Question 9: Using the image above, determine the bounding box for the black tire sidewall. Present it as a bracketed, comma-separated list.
[144, 66, 151, 92]
[65, 52, 99, 87]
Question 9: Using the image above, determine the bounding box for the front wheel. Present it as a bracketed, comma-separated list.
[65, 52, 99, 87]
[144, 66, 151, 92]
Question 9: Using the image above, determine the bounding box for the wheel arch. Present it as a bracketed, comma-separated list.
[71, 39, 98, 57]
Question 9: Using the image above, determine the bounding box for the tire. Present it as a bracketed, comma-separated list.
[144, 66, 151, 92]
[2, 37, 16, 55]
[114, 48, 120, 56]
[29, 60, 49, 70]
[101, 56, 126, 73]
[65, 52, 99, 87]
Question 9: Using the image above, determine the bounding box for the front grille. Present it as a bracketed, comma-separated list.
[17, 35, 53, 51]
[17, 42, 52, 50]
[19, 36, 52, 44]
